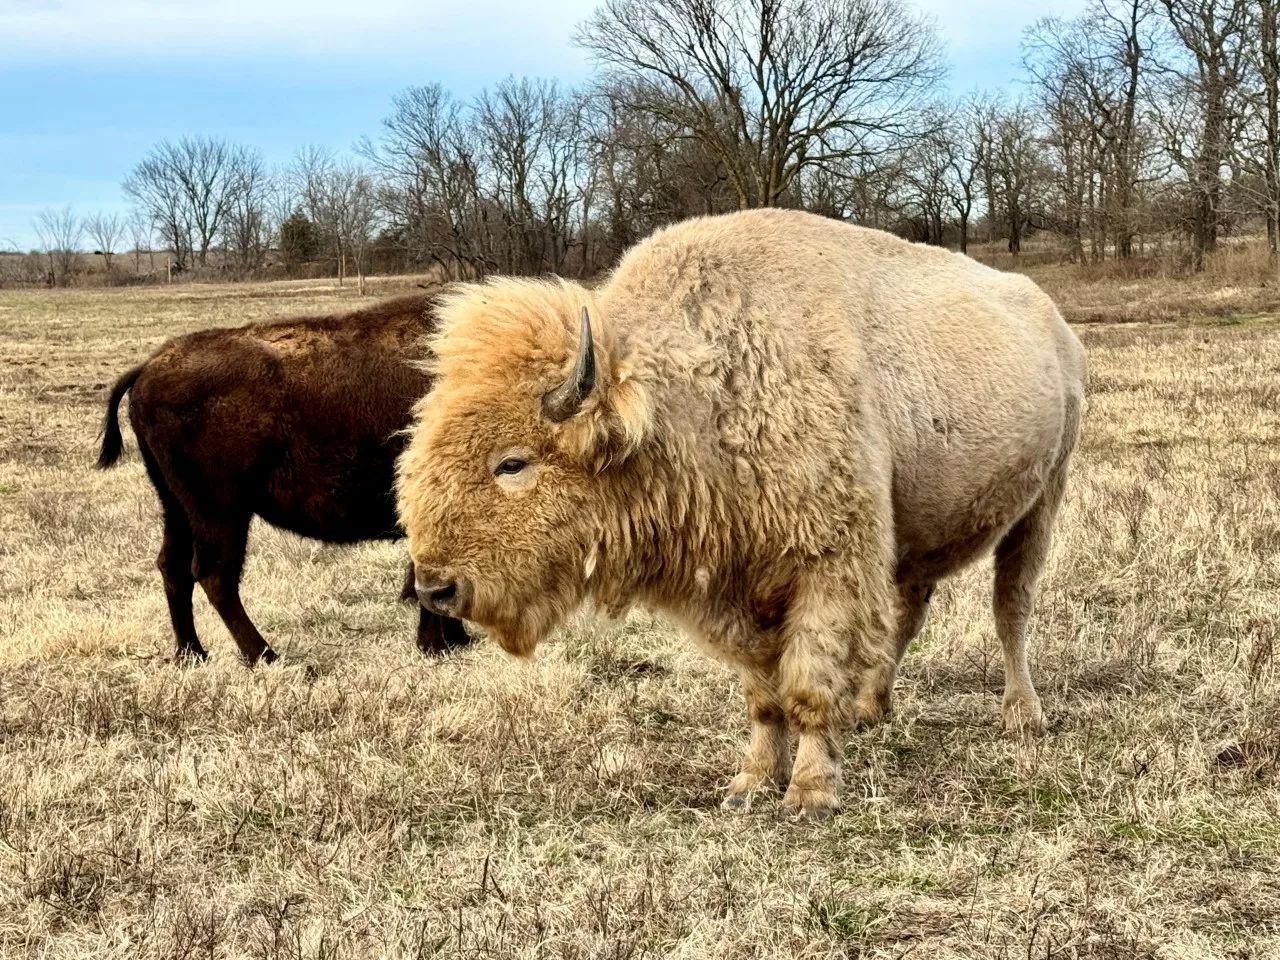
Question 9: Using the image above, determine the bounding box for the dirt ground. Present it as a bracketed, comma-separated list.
[1, 278, 1278, 958]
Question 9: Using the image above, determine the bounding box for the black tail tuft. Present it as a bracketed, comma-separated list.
[96, 364, 145, 469]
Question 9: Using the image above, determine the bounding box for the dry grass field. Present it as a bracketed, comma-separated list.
[1, 276, 1279, 959]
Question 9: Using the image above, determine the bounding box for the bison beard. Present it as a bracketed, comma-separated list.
[97, 293, 472, 664]
[396, 209, 1086, 818]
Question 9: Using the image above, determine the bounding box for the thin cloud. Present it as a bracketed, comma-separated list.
[3, 0, 1088, 64]
[913, 0, 1088, 56]
[0, 0, 598, 64]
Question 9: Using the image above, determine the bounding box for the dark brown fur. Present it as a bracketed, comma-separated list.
[97, 293, 470, 663]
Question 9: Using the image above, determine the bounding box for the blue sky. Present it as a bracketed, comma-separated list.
[0, 0, 1085, 250]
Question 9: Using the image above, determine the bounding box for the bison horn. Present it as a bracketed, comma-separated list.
[542, 306, 596, 423]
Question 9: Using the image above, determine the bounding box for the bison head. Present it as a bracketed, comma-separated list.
[396, 279, 652, 657]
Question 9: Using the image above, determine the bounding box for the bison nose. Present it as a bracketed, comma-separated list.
[415, 575, 471, 617]
[416, 578, 455, 611]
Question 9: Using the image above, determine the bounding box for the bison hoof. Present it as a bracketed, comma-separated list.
[781, 785, 841, 821]
[722, 772, 783, 812]
[254, 647, 279, 666]
[1001, 694, 1045, 735]
[175, 644, 209, 665]
[850, 691, 891, 730]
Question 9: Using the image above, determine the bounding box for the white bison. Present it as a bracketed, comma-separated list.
[397, 209, 1086, 818]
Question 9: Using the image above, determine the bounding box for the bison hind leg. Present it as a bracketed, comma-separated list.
[158, 510, 208, 663]
[849, 580, 936, 728]
[992, 471, 1069, 735]
[192, 516, 277, 666]
[139, 454, 208, 664]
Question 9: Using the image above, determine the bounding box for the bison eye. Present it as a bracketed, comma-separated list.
[495, 457, 528, 476]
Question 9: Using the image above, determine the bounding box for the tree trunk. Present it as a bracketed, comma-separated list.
[1262, 0, 1280, 260]
[986, 180, 998, 245]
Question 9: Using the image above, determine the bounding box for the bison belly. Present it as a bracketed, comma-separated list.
[887, 390, 1069, 585]
[256, 439, 403, 544]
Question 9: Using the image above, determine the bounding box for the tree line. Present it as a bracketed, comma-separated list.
[12, 0, 1280, 287]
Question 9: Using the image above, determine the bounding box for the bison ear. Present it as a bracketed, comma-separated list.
[603, 373, 653, 461]
[541, 306, 596, 422]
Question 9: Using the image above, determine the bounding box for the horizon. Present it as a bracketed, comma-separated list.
[0, 0, 1086, 250]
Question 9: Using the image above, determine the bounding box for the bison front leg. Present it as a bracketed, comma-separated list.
[723, 669, 790, 811]
[417, 608, 473, 654]
[779, 684, 843, 819]
[778, 567, 895, 819]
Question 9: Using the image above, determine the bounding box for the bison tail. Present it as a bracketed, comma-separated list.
[96, 364, 145, 469]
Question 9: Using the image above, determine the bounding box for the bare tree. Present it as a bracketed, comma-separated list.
[0, 236, 24, 288]
[127, 211, 155, 276]
[264, 166, 299, 246]
[900, 108, 951, 244]
[901, 100, 988, 252]
[1243, 0, 1280, 262]
[1025, 1, 1156, 261]
[1154, 0, 1249, 270]
[124, 153, 191, 269]
[294, 146, 342, 279]
[973, 98, 1003, 245]
[345, 172, 380, 295]
[979, 101, 1045, 254]
[124, 136, 245, 269]
[944, 97, 987, 254]
[361, 84, 490, 277]
[475, 77, 588, 274]
[476, 77, 553, 274]
[32, 207, 83, 287]
[585, 81, 734, 258]
[220, 148, 275, 275]
[294, 148, 381, 291]
[1025, 23, 1097, 261]
[1106, 0, 1154, 258]
[85, 211, 124, 276]
[578, 0, 944, 210]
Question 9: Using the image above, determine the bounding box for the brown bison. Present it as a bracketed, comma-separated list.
[395, 209, 1086, 818]
[98, 293, 471, 664]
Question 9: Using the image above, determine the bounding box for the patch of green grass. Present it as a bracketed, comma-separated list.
[808, 897, 883, 943]
[635, 706, 680, 727]
[865, 868, 944, 893]
[1109, 820, 1157, 843]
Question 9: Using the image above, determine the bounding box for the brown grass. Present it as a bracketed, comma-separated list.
[972, 237, 1280, 325]
[2, 279, 1279, 958]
